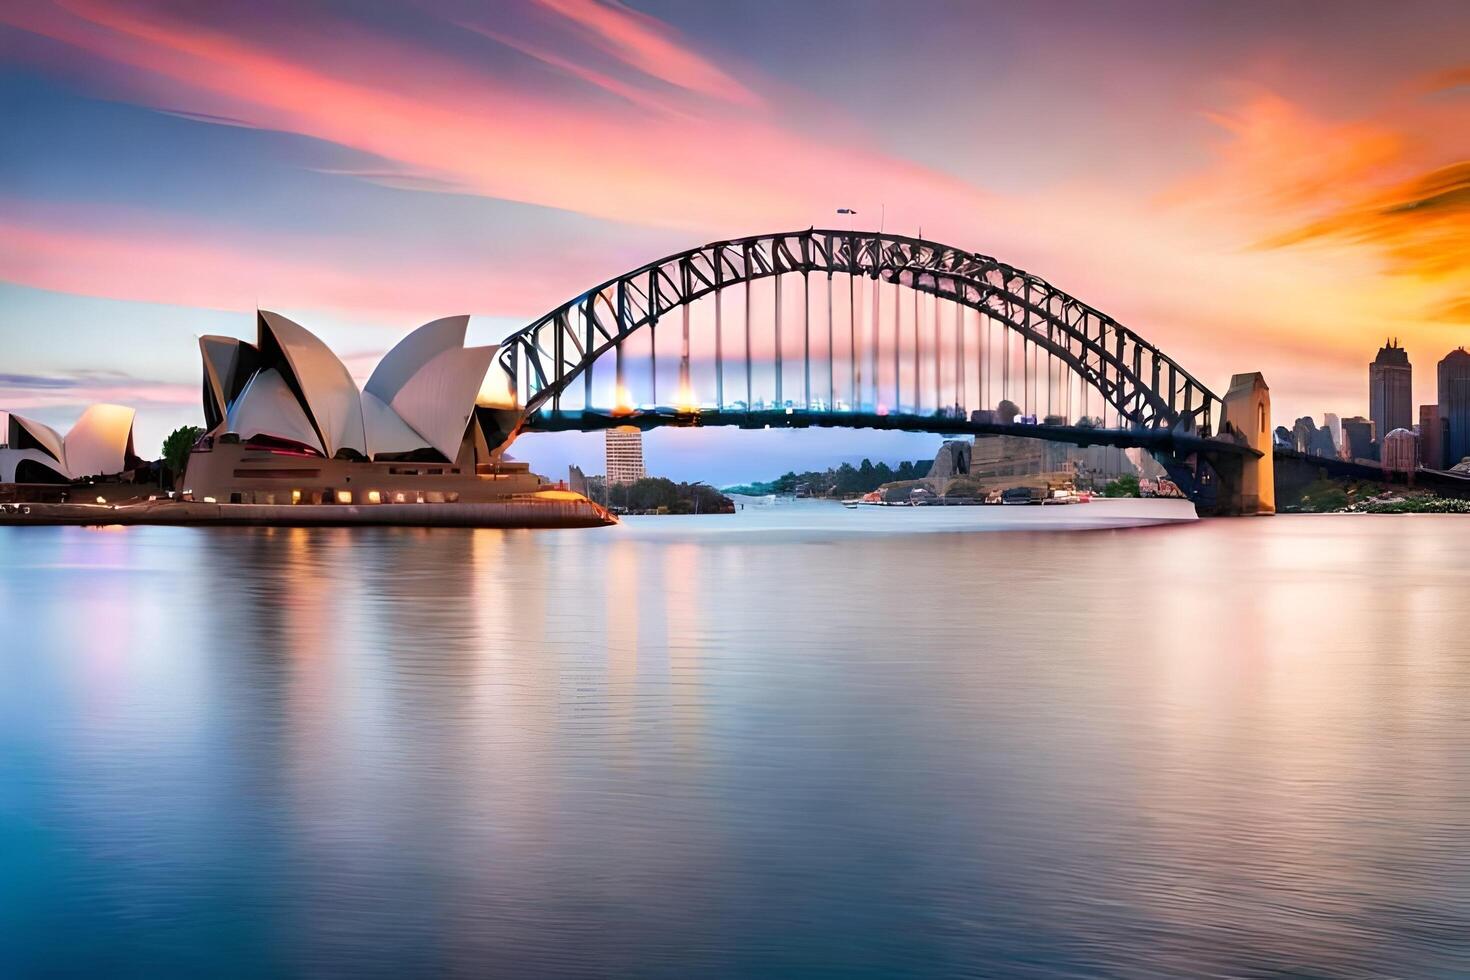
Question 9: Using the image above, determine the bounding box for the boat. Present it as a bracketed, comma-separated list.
[1001, 486, 1046, 506]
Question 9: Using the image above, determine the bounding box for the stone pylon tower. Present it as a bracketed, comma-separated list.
[1220, 373, 1275, 515]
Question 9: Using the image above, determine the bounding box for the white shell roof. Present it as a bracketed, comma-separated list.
[200, 335, 247, 426]
[362, 391, 431, 457]
[259, 311, 366, 458]
[0, 448, 69, 484]
[8, 413, 66, 465]
[227, 369, 325, 455]
[365, 315, 469, 403]
[384, 344, 495, 461]
[64, 404, 135, 478]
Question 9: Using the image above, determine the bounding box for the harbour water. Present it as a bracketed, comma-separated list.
[3, 500, 1468, 977]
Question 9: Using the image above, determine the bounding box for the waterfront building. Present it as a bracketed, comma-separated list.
[1369, 340, 1412, 440]
[1340, 416, 1377, 462]
[1381, 427, 1419, 474]
[1438, 348, 1470, 468]
[182, 311, 549, 504]
[605, 426, 646, 484]
[1419, 404, 1447, 470]
[0, 404, 141, 491]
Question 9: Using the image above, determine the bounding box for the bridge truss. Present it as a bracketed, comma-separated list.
[490, 230, 1223, 439]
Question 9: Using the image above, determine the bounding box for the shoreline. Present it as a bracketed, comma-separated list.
[0, 498, 617, 529]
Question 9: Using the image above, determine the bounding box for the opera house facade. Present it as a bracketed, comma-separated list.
[182, 311, 549, 506]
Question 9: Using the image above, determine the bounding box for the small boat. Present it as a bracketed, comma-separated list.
[841, 499, 859, 509]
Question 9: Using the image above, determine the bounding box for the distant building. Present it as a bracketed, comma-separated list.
[1381, 428, 1419, 474]
[1323, 413, 1343, 458]
[928, 440, 971, 484]
[1308, 425, 1337, 459]
[1340, 416, 1377, 462]
[568, 464, 588, 496]
[1438, 348, 1470, 468]
[1419, 404, 1447, 470]
[605, 426, 646, 484]
[1369, 339, 1413, 440]
[1292, 416, 1328, 456]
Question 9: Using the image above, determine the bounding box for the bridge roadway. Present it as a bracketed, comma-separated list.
[520, 408, 1257, 460]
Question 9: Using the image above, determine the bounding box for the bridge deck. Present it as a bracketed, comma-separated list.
[521, 408, 1254, 458]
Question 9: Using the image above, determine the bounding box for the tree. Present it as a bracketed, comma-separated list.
[162, 425, 204, 483]
[1101, 473, 1140, 498]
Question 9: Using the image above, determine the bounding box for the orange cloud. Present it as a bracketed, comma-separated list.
[1268, 161, 1469, 277]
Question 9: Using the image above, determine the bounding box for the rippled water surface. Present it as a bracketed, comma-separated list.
[3, 502, 1469, 978]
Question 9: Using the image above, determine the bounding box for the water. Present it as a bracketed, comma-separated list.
[3, 502, 1468, 978]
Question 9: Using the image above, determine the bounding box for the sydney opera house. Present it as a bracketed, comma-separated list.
[181, 311, 548, 505]
[2, 311, 610, 525]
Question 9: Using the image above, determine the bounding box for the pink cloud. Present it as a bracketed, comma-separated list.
[2, 0, 988, 233]
[530, 0, 763, 108]
[0, 203, 593, 318]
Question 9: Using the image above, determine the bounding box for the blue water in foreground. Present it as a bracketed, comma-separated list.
[2, 501, 1468, 978]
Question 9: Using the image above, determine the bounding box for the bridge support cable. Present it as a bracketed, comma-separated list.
[910, 279, 919, 415]
[803, 271, 812, 410]
[774, 273, 783, 408]
[848, 271, 858, 411]
[864, 268, 876, 411]
[715, 289, 724, 410]
[954, 297, 963, 415]
[826, 273, 835, 411]
[744, 275, 753, 410]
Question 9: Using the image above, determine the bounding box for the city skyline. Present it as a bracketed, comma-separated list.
[1, 0, 1467, 480]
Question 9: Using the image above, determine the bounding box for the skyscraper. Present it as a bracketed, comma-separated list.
[1438, 348, 1470, 468]
[604, 426, 647, 484]
[1419, 404, 1447, 470]
[1369, 339, 1412, 442]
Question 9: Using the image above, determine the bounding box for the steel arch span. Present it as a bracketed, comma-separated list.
[488, 229, 1223, 438]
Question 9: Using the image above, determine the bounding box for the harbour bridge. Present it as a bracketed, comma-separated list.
[477, 230, 1275, 515]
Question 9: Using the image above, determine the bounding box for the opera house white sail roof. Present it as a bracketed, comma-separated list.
[1, 404, 139, 483]
[201, 312, 496, 463]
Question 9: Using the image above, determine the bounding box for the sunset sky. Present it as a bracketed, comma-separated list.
[2, 0, 1466, 482]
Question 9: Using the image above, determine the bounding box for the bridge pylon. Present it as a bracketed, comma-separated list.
[1215, 372, 1275, 515]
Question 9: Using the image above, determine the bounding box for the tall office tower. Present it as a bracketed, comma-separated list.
[604, 426, 647, 485]
[1439, 348, 1470, 468]
[1369, 339, 1413, 442]
[1340, 416, 1377, 462]
[1419, 404, 1447, 470]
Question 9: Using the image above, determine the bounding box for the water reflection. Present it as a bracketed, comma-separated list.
[2, 509, 1469, 977]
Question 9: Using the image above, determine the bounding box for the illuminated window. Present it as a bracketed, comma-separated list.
[291, 489, 302, 504]
[336, 490, 353, 504]
[366, 490, 382, 504]
[393, 492, 407, 503]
